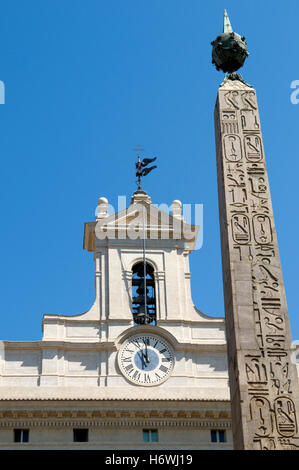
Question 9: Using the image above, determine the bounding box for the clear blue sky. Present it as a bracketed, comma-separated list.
[0, 0, 298, 341]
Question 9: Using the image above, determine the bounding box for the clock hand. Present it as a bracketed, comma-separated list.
[134, 341, 149, 362]
[138, 351, 147, 369]
[145, 346, 150, 363]
[135, 340, 149, 363]
[143, 339, 150, 363]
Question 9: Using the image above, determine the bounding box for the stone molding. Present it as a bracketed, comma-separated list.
[0, 405, 231, 428]
[0, 419, 231, 429]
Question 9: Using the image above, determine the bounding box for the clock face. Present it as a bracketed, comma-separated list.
[118, 334, 174, 386]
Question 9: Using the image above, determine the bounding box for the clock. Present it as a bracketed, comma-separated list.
[118, 333, 174, 386]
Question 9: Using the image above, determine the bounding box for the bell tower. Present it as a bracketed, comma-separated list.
[81, 189, 200, 328]
[40, 188, 229, 401]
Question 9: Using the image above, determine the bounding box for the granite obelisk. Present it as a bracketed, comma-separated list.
[213, 10, 299, 450]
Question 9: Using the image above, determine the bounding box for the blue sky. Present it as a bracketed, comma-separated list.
[0, 0, 298, 341]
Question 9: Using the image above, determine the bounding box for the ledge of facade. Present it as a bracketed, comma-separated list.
[0, 388, 230, 401]
[1, 336, 226, 351]
[0, 340, 116, 350]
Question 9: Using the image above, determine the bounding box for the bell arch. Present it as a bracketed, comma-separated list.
[131, 261, 156, 325]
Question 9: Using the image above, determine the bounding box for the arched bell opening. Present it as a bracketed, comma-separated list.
[131, 262, 156, 325]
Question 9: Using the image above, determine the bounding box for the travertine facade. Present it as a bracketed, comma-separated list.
[0, 192, 232, 449]
[1, 82, 298, 451]
[214, 79, 299, 450]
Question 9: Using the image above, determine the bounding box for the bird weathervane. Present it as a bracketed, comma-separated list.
[133, 147, 157, 191]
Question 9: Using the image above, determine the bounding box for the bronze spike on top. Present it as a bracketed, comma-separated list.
[211, 9, 250, 86]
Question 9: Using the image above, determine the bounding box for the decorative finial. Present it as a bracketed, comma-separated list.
[134, 149, 157, 191]
[223, 9, 233, 33]
[211, 9, 250, 86]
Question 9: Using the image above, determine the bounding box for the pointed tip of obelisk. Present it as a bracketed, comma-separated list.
[223, 8, 233, 33]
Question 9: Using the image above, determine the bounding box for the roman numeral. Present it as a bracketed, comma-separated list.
[132, 370, 141, 381]
[162, 357, 171, 362]
[144, 373, 151, 383]
[125, 364, 134, 372]
[159, 365, 169, 373]
[159, 348, 167, 354]
[122, 357, 132, 363]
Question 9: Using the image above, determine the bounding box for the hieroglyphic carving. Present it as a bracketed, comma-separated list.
[274, 397, 297, 437]
[245, 135, 263, 162]
[249, 396, 273, 437]
[224, 91, 240, 109]
[270, 361, 291, 395]
[253, 215, 273, 244]
[241, 90, 257, 110]
[247, 163, 265, 176]
[221, 111, 239, 134]
[215, 83, 299, 450]
[226, 163, 247, 208]
[231, 215, 251, 244]
[224, 135, 242, 161]
[246, 356, 268, 393]
[241, 109, 260, 131]
[254, 437, 276, 450]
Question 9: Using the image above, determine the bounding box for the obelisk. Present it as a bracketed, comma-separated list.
[212, 10, 299, 450]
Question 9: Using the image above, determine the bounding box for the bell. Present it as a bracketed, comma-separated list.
[136, 281, 149, 296]
[135, 305, 151, 325]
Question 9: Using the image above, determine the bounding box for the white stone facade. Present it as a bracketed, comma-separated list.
[0, 192, 232, 449]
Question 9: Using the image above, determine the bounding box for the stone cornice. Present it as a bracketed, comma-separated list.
[1, 338, 226, 351]
[0, 398, 230, 403]
[0, 419, 231, 429]
[0, 407, 231, 428]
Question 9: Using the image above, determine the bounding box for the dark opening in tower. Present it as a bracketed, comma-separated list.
[132, 262, 156, 325]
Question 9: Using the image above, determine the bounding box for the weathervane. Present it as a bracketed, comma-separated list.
[133, 147, 157, 190]
[131, 146, 158, 326]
